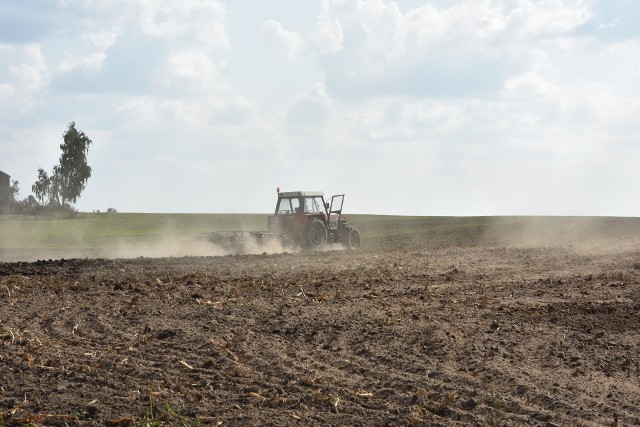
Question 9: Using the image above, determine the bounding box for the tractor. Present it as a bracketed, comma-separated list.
[268, 190, 361, 250]
[192, 189, 361, 251]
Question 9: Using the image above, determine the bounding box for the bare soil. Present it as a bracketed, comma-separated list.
[1, 239, 639, 425]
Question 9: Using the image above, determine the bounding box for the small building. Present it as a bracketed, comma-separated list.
[0, 170, 10, 213]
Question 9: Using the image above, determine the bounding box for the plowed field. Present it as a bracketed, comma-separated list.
[1, 217, 639, 426]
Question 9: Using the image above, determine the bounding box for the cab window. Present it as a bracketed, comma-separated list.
[277, 198, 301, 214]
[304, 197, 323, 213]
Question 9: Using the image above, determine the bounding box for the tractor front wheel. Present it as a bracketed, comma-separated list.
[306, 219, 328, 249]
[344, 227, 361, 250]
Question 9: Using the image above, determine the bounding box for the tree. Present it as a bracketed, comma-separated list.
[8, 180, 20, 202]
[32, 122, 93, 208]
[56, 122, 92, 206]
[24, 195, 38, 210]
[32, 168, 51, 206]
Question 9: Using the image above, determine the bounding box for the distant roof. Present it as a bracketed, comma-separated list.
[0, 170, 9, 179]
[278, 191, 324, 198]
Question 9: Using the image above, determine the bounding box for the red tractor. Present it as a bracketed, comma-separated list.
[192, 189, 361, 252]
[268, 190, 361, 250]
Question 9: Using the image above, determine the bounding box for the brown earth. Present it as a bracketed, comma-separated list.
[1, 235, 640, 426]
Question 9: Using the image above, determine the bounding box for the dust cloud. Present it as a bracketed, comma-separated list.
[104, 235, 294, 259]
[485, 216, 640, 254]
[0, 237, 294, 263]
[0, 217, 296, 262]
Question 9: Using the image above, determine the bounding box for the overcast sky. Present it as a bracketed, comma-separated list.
[1, 0, 638, 215]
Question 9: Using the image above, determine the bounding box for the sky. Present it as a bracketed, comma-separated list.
[1, 0, 639, 216]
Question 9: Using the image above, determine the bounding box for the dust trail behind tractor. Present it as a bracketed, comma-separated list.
[190, 231, 291, 255]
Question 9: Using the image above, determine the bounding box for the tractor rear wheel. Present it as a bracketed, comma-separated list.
[344, 227, 361, 250]
[306, 219, 328, 249]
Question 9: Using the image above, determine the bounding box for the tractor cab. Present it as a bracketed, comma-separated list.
[274, 191, 326, 216]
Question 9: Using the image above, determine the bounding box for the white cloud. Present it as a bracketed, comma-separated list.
[136, 0, 228, 49]
[285, 83, 332, 132]
[166, 49, 227, 93]
[8, 43, 49, 92]
[115, 93, 256, 129]
[312, 0, 594, 99]
[314, 1, 344, 54]
[259, 19, 305, 60]
[0, 43, 51, 119]
[54, 0, 228, 49]
[86, 29, 119, 50]
[57, 52, 106, 73]
[505, 0, 592, 37]
[0, 83, 16, 99]
[115, 96, 159, 124]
